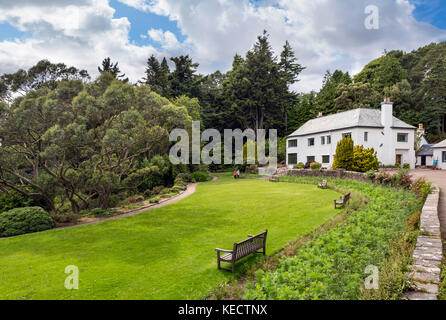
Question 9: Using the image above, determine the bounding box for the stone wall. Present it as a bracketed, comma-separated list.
[405, 184, 442, 300]
[286, 169, 370, 183]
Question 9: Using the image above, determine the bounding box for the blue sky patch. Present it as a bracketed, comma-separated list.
[0, 22, 26, 42]
[411, 0, 446, 30]
[110, 0, 185, 47]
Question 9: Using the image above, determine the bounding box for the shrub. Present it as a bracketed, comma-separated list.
[351, 146, 379, 172]
[294, 162, 304, 169]
[191, 171, 211, 182]
[51, 212, 79, 224]
[0, 191, 35, 214]
[175, 173, 190, 183]
[332, 136, 354, 170]
[246, 164, 258, 174]
[366, 169, 377, 181]
[375, 172, 392, 185]
[0, 207, 55, 237]
[88, 208, 120, 218]
[304, 161, 312, 169]
[310, 162, 322, 170]
[120, 195, 144, 205]
[403, 163, 410, 170]
[149, 185, 165, 196]
[174, 177, 188, 187]
[149, 197, 160, 204]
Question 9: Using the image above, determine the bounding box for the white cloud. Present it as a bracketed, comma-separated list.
[117, 0, 150, 11]
[145, 0, 446, 91]
[147, 28, 181, 51]
[0, 0, 160, 81]
[0, 0, 445, 92]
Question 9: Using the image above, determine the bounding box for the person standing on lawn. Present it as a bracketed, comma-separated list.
[236, 169, 240, 179]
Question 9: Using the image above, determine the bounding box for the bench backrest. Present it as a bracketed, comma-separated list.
[233, 230, 267, 260]
[344, 193, 351, 204]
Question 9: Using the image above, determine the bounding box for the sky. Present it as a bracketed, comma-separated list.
[0, 0, 445, 92]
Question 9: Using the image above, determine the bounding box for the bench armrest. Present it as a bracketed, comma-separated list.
[215, 248, 233, 253]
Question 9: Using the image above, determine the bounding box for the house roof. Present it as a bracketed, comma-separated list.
[287, 108, 416, 138]
[418, 144, 434, 156]
[433, 139, 446, 149]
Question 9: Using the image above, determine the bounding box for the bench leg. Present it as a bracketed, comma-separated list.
[232, 262, 235, 274]
[217, 258, 221, 270]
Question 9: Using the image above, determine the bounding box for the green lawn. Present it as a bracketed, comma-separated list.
[0, 174, 340, 300]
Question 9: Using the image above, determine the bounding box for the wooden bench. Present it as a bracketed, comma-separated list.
[318, 180, 328, 189]
[215, 230, 268, 273]
[334, 192, 351, 209]
[269, 176, 279, 182]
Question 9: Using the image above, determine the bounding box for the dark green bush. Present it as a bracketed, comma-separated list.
[0, 207, 55, 237]
[294, 162, 305, 169]
[191, 171, 211, 182]
[0, 191, 34, 214]
[310, 162, 322, 170]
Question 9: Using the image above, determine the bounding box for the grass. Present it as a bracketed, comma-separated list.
[0, 173, 340, 300]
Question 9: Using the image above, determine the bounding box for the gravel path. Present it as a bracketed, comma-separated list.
[54, 180, 208, 231]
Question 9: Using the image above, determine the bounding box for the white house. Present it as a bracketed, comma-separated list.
[433, 139, 446, 170]
[286, 99, 417, 169]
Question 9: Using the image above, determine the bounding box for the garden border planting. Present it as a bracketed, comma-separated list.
[245, 175, 429, 300]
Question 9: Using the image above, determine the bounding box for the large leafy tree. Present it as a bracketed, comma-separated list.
[221, 31, 300, 136]
[315, 70, 352, 115]
[98, 57, 128, 82]
[0, 74, 192, 213]
[169, 55, 200, 98]
[143, 55, 170, 97]
[279, 40, 305, 134]
[0, 60, 89, 103]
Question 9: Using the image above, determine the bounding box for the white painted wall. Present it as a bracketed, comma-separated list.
[287, 127, 415, 169]
[417, 155, 434, 167]
[433, 148, 446, 170]
[286, 102, 416, 169]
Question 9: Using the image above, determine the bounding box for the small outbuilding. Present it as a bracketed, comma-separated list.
[433, 139, 446, 170]
[417, 144, 434, 167]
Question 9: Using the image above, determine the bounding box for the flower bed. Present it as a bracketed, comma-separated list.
[245, 177, 429, 300]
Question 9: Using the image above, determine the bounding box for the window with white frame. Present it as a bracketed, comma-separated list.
[288, 153, 298, 165]
[308, 138, 315, 146]
[288, 139, 297, 148]
[322, 155, 330, 164]
[364, 132, 368, 142]
[443, 151, 446, 163]
[307, 156, 315, 163]
[342, 132, 352, 138]
[327, 135, 331, 144]
[321, 136, 325, 145]
[397, 133, 408, 142]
